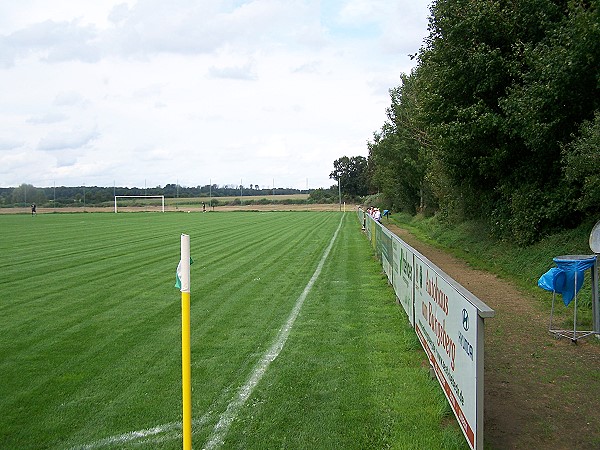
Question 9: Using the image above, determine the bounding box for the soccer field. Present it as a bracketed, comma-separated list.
[0, 211, 467, 449]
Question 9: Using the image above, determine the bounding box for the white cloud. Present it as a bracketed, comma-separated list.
[1, 19, 100, 66]
[0, 137, 24, 150]
[27, 112, 68, 124]
[0, 0, 431, 189]
[208, 61, 257, 80]
[53, 91, 90, 107]
[337, 0, 378, 24]
[38, 127, 99, 151]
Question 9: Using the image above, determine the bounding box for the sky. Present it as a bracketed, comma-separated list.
[0, 0, 431, 190]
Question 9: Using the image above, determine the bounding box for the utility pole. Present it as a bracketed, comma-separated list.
[338, 177, 342, 211]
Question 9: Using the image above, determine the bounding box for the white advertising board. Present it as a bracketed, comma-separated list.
[357, 208, 494, 450]
[380, 225, 394, 283]
[392, 235, 415, 326]
[413, 252, 483, 450]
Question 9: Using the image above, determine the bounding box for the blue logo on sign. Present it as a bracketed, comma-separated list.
[462, 309, 469, 331]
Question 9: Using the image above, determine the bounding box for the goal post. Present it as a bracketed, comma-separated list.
[114, 195, 165, 213]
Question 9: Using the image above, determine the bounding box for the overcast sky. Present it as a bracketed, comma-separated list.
[0, 0, 431, 190]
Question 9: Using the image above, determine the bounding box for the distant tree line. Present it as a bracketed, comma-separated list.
[0, 183, 325, 207]
[333, 0, 599, 245]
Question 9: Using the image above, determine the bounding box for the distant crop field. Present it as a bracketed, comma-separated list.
[167, 193, 309, 205]
[0, 211, 466, 449]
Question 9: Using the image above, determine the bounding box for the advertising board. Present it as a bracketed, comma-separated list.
[357, 209, 494, 450]
[379, 224, 393, 283]
[392, 235, 415, 326]
[413, 251, 494, 450]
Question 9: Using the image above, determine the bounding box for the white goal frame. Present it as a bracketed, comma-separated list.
[114, 195, 165, 213]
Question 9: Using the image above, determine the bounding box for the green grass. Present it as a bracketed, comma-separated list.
[389, 213, 598, 326]
[0, 212, 467, 449]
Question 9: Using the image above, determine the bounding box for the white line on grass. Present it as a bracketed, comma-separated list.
[203, 214, 344, 450]
[72, 422, 180, 449]
[71, 416, 210, 449]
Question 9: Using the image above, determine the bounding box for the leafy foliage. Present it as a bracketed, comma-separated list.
[9, 183, 47, 206]
[563, 111, 600, 215]
[308, 187, 339, 203]
[367, 0, 600, 245]
[329, 155, 369, 198]
[368, 73, 435, 214]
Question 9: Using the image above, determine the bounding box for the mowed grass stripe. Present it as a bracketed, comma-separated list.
[1, 214, 179, 447]
[74, 212, 340, 445]
[1, 215, 185, 448]
[0, 214, 177, 311]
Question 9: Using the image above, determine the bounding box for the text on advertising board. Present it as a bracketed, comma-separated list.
[423, 271, 456, 371]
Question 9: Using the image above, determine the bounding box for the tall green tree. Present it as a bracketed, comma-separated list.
[366, 0, 599, 244]
[562, 111, 600, 216]
[417, 0, 538, 220]
[368, 72, 433, 214]
[497, 0, 600, 241]
[329, 156, 369, 198]
[416, 0, 599, 242]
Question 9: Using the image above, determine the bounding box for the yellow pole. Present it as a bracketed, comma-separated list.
[182, 290, 192, 450]
[180, 234, 192, 450]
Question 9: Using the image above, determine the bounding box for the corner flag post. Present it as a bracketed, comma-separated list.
[180, 234, 192, 450]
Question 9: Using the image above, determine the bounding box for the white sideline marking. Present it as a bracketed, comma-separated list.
[71, 411, 211, 448]
[72, 423, 179, 449]
[203, 215, 344, 450]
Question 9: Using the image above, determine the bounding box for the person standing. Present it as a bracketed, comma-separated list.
[31, 203, 36, 216]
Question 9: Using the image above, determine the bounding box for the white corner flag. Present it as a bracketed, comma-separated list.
[175, 256, 193, 290]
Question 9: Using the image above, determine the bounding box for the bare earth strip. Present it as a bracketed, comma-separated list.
[387, 224, 600, 450]
[0, 204, 344, 214]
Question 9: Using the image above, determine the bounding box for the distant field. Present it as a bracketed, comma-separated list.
[167, 193, 309, 205]
[0, 212, 466, 449]
[0, 194, 337, 214]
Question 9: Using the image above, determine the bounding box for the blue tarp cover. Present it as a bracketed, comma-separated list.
[537, 255, 596, 306]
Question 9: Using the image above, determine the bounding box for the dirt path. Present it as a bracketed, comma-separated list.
[387, 224, 600, 450]
[0, 204, 345, 214]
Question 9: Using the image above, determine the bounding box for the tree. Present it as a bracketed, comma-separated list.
[412, 0, 599, 242]
[563, 111, 600, 216]
[368, 71, 434, 214]
[11, 184, 46, 206]
[416, 0, 529, 220]
[495, 0, 600, 242]
[329, 156, 368, 198]
[308, 187, 337, 203]
[363, 0, 600, 243]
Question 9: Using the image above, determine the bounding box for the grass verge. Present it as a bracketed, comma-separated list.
[388, 213, 599, 328]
